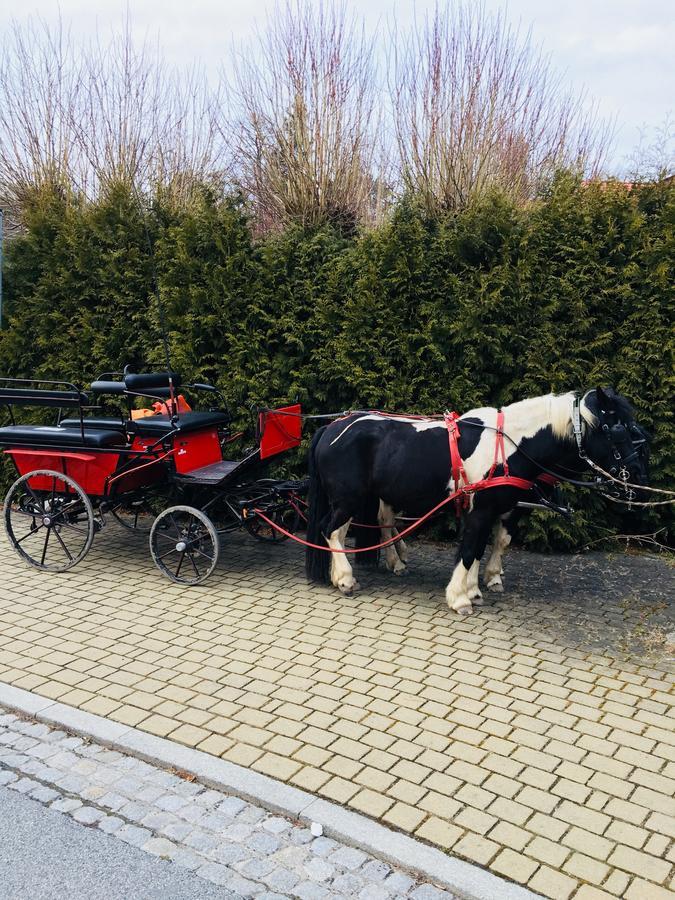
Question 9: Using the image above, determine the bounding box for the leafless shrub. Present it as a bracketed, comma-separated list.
[626, 114, 675, 182]
[0, 19, 82, 209]
[231, 0, 380, 233]
[0, 16, 227, 217]
[391, 3, 612, 213]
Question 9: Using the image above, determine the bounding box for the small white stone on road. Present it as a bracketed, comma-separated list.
[310, 821, 323, 837]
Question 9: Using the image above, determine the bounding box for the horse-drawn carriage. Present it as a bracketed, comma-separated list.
[0, 367, 654, 612]
[0, 371, 306, 585]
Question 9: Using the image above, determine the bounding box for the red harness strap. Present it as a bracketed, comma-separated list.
[490, 410, 509, 478]
[444, 409, 542, 503]
[444, 411, 470, 514]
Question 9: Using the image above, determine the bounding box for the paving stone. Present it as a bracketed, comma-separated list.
[361, 860, 391, 882]
[264, 867, 300, 892]
[384, 871, 415, 894]
[196, 862, 233, 886]
[155, 793, 190, 812]
[211, 843, 248, 866]
[98, 816, 125, 835]
[184, 829, 219, 854]
[1, 534, 673, 899]
[303, 858, 334, 882]
[71, 806, 105, 825]
[247, 832, 281, 854]
[263, 816, 291, 834]
[28, 785, 60, 803]
[310, 837, 339, 857]
[117, 825, 153, 848]
[50, 798, 83, 813]
[142, 837, 179, 859]
[218, 796, 248, 817]
[11, 777, 41, 794]
[160, 820, 194, 842]
[332, 873, 365, 894]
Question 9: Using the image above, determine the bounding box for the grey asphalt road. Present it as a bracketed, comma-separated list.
[0, 787, 239, 900]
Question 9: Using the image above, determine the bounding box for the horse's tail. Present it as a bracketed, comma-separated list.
[352, 495, 380, 568]
[305, 426, 331, 584]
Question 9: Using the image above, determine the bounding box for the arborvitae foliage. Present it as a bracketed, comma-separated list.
[1, 175, 672, 549]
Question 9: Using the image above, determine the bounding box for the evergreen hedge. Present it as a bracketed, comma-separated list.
[1, 174, 673, 550]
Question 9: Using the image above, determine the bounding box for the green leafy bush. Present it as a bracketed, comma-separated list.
[1, 175, 672, 549]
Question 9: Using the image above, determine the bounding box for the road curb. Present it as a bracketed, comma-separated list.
[0, 681, 540, 900]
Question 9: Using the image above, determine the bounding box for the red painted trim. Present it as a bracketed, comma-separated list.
[4, 449, 96, 463]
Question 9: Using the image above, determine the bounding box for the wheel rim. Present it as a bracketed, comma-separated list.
[4, 470, 95, 572]
[150, 506, 219, 585]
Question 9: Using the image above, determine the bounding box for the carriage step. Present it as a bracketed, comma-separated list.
[175, 460, 245, 484]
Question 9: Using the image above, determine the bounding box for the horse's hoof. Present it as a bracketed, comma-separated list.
[338, 579, 360, 595]
[393, 564, 408, 576]
[486, 578, 504, 593]
[470, 592, 484, 605]
[447, 595, 473, 615]
[456, 603, 474, 616]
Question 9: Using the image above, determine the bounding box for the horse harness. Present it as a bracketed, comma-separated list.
[443, 393, 648, 514]
[443, 409, 546, 513]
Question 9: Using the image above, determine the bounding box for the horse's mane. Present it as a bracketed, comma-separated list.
[502, 388, 634, 443]
[501, 391, 598, 441]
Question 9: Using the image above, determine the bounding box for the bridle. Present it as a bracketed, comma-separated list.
[571, 393, 648, 502]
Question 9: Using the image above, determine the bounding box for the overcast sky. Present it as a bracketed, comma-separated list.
[1, 0, 673, 172]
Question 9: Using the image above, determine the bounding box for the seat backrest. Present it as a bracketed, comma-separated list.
[124, 372, 182, 399]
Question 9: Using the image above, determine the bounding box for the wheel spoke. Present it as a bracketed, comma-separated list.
[174, 550, 186, 578]
[51, 526, 74, 562]
[58, 522, 90, 535]
[191, 547, 214, 563]
[23, 483, 46, 515]
[188, 552, 200, 578]
[15, 523, 45, 544]
[157, 547, 180, 561]
[40, 527, 51, 566]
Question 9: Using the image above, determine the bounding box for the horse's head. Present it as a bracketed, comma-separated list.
[581, 387, 650, 489]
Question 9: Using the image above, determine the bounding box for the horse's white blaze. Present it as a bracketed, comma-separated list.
[328, 519, 357, 592]
[446, 561, 472, 613]
[485, 521, 511, 591]
[378, 501, 407, 574]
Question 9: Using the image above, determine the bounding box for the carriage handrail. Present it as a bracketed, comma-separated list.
[0, 376, 89, 438]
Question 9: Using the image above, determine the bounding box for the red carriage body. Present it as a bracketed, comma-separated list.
[0, 374, 305, 583]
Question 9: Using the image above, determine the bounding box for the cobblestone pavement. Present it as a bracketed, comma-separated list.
[0, 525, 674, 899]
[0, 709, 455, 899]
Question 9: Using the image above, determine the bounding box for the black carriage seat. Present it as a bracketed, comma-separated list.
[0, 424, 126, 449]
[59, 417, 128, 433]
[131, 411, 231, 437]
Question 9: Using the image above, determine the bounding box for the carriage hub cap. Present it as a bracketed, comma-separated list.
[42, 516, 52, 526]
[175, 541, 187, 552]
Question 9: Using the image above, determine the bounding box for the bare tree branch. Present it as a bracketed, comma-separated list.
[391, 3, 613, 213]
[230, 0, 381, 233]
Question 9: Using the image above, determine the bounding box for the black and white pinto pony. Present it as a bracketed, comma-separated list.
[305, 388, 649, 614]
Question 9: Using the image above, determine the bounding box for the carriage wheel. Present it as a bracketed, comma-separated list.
[149, 506, 219, 585]
[3, 469, 95, 572]
[244, 503, 300, 543]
